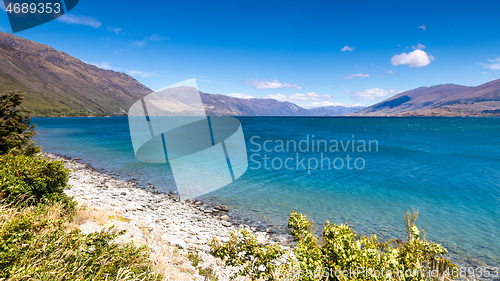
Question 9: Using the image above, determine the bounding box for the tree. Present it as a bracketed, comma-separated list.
[0, 91, 40, 155]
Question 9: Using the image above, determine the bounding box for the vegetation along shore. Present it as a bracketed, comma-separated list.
[1, 91, 494, 280]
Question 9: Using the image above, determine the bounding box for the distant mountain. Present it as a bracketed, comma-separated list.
[353, 81, 500, 116]
[0, 32, 152, 116]
[201, 93, 316, 116]
[0, 32, 362, 117]
[6, 32, 496, 118]
[310, 105, 366, 116]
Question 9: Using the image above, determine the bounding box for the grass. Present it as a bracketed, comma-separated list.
[0, 201, 162, 281]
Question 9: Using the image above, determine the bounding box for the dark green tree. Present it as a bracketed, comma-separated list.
[0, 91, 40, 155]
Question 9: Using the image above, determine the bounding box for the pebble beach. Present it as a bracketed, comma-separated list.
[43, 153, 295, 280]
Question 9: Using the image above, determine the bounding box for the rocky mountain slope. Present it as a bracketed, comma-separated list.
[0, 32, 152, 116]
[353, 81, 500, 117]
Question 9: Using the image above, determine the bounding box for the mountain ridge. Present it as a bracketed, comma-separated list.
[3, 31, 497, 117]
[0, 31, 152, 116]
[0, 32, 362, 117]
[352, 81, 500, 117]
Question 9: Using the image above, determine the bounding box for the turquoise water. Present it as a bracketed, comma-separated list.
[33, 117, 500, 267]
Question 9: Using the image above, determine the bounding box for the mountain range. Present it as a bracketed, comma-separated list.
[352, 82, 500, 116]
[0, 31, 498, 117]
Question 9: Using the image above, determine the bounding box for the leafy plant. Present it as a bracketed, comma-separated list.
[0, 154, 71, 208]
[287, 212, 324, 280]
[210, 229, 284, 280]
[211, 211, 458, 281]
[0, 91, 40, 155]
[288, 211, 458, 281]
[0, 203, 161, 280]
[198, 265, 219, 281]
[187, 251, 203, 267]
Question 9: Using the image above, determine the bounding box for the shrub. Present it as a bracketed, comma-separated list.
[211, 212, 458, 281]
[0, 202, 161, 280]
[0, 92, 40, 156]
[210, 229, 284, 280]
[288, 211, 458, 281]
[0, 154, 71, 207]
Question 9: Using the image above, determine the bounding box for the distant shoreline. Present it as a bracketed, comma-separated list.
[31, 115, 500, 119]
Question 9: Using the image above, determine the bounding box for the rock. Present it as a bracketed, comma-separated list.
[220, 215, 230, 221]
[257, 234, 270, 246]
[221, 221, 232, 227]
[172, 238, 187, 249]
[79, 221, 102, 234]
[171, 195, 180, 202]
[204, 209, 213, 214]
[214, 205, 229, 212]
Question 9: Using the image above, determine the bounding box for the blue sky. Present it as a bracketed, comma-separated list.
[1, 0, 500, 108]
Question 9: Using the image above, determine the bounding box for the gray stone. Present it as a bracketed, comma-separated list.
[79, 221, 103, 234]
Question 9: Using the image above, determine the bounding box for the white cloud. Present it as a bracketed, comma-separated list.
[418, 25, 427, 31]
[299, 101, 365, 109]
[227, 93, 255, 99]
[266, 92, 331, 103]
[245, 79, 302, 90]
[90, 62, 114, 70]
[343, 73, 370, 80]
[412, 43, 426, 50]
[87, 62, 160, 78]
[347, 88, 397, 101]
[131, 34, 168, 47]
[127, 70, 161, 78]
[107, 27, 122, 35]
[477, 58, 500, 70]
[391, 49, 434, 68]
[148, 34, 168, 42]
[341, 46, 355, 52]
[387, 70, 394, 74]
[57, 14, 101, 28]
[132, 40, 147, 47]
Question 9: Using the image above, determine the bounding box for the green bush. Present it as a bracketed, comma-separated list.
[288, 210, 458, 281]
[0, 92, 40, 156]
[0, 203, 161, 280]
[211, 212, 458, 281]
[210, 229, 284, 280]
[0, 154, 70, 206]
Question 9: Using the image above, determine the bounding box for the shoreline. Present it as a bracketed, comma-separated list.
[42, 152, 294, 280]
[42, 152, 498, 279]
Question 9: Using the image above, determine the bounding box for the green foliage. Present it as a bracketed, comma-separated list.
[288, 211, 458, 281]
[211, 212, 458, 281]
[0, 203, 161, 280]
[0, 91, 40, 155]
[0, 111, 162, 280]
[288, 212, 324, 280]
[187, 251, 203, 267]
[198, 266, 219, 281]
[210, 229, 284, 280]
[0, 154, 71, 208]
